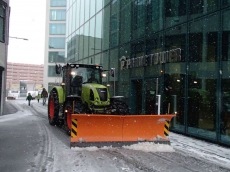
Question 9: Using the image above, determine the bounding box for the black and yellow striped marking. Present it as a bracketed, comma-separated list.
[164, 120, 170, 136]
[71, 119, 78, 137]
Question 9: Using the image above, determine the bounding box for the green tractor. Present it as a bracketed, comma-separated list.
[48, 63, 130, 134]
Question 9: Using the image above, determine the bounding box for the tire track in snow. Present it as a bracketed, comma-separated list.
[101, 149, 159, 172]
[100, 147, 228, 172]
[27, 104, 55, 172]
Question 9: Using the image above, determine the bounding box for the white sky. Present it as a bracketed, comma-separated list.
[8, 0, 46, 65]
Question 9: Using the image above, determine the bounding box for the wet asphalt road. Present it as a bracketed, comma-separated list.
[0, 99, 230, 172]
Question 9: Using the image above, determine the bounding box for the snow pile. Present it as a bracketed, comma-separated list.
[72, 142, 174, 153]
[72, 146, 100, 151]
[0, 110, 32, 123]
[170, 132, 230, 168]
[123, 142, 175, 153]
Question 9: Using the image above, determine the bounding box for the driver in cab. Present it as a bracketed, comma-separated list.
[88, 72, 98, 83]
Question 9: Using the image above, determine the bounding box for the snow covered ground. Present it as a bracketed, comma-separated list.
[69, 132, 230, 170]
[1, 98, 230, 172]
[170, 132, 230, 169]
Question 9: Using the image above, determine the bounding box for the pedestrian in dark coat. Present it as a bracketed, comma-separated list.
[26, 93, 33, 106]
[41, 88, 48, 105]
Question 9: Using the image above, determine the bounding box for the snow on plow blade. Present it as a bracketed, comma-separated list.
[70, 114, 175, 148]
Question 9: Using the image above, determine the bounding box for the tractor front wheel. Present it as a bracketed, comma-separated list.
[64, 100, 85, 136]
[48, 89, 59, 125]
[64, 102, 72, 136]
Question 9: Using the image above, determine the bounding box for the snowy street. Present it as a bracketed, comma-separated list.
[0, 98, 230, 172]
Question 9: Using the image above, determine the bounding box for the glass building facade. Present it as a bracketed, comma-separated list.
[66, 0, 230, 146]
[44, 0, 67, 92]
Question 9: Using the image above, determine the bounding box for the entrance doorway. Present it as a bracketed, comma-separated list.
[0, 70, 2, 114]
[145, 78, 161, 114]
[130, 79, 142, 114]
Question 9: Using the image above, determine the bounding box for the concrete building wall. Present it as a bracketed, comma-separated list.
[0, 0, 10, 115]
[43, 0, 50, 90]
[43, 0, 66, 92]
[6, 62, 44, 96]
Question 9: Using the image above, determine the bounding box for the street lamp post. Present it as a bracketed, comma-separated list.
[9, 36, 28, 41]
[111, 68, 115, 96]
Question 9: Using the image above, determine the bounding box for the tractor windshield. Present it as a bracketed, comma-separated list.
[71, 67, 101, 84]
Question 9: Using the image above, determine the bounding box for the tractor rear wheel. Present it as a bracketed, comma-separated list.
[48, 89, 59, 125]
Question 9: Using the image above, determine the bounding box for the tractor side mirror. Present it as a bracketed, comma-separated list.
[110, 68, 115, 77]
[55, 64, 61, 74]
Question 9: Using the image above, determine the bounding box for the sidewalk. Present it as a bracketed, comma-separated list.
[170, 132, 230, 169]
[3, 99, 18, 115]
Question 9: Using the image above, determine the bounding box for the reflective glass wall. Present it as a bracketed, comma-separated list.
[66, 0, 230, 146]
[45, 0, 67, 93]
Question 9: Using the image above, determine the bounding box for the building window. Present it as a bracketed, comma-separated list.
[190, 0, 203, 15]
[110, 33, 118, 48]
[132, 42, 145, 58]
[50, 10, 66, 21]
[49, 37, 65, 49]
[49, 23, 66, 35]
[0, 1, 6, 42]
[133, 0, 145, 29]
[165, 0, 186, 17]
[48, 65, 60, 77]
[48, 51, 66, 63]
[223, 0, 230, 6]
[50, 0, 66, 7]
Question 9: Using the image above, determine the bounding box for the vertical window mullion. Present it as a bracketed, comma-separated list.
[0, 1, 6, 42]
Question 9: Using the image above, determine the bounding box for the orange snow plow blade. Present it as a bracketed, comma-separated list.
[70, 114, 175, 147]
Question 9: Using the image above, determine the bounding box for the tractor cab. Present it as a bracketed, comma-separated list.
[70, 67, 101, 96]
[70, 67, 101, 84]
[57, 64, 103, 97]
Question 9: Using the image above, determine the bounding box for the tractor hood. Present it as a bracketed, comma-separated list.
[82, 83, 107, 89]
[81, 83, 110, 109]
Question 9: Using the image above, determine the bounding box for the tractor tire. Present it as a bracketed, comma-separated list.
[64, 100, 85, 136]
[111, 100, 130, 115]
[64, 102, 72, 136]
[48, 89, 59, 126]
[74, 101, 86, 114]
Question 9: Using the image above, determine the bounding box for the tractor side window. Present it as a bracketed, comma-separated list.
[71, 75, 83, 86]
[77, 69, 87, 83]
[86, 69, 100, 83]
[71, 75, 83, 95]
[90, 89, 94, 100]
[88, 72, 99, 83]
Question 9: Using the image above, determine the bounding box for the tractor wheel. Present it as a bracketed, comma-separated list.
[111, 100, 130, 115]
[64, 102, 72, 136]
[64, 100, 85, 136]
[48, 89, 59, 125]
[74, 101, 86, 114]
